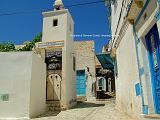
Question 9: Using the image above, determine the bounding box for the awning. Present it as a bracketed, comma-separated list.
[96, 54, 114, 72]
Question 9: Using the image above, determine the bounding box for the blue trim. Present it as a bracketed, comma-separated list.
[139, 67, 145, 77]
[76, 70, 86, 96]
[133, 26, 146, 114]
[143, 105, 149, 114]
[135, 0, 150, 26]
[155, 7, 160, 20]
[155, 12, 160, 20]
[145, 24, 160, 114]
[145, 30, 157, 112]
[135, 83, 141, 96]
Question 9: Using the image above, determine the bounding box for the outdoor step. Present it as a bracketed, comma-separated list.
[47, 105, 61, 112]
[143, 114, 160, 119]
[46, 101, 61, 112]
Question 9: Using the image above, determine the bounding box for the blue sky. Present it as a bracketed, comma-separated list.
[0, 0, 111, 53]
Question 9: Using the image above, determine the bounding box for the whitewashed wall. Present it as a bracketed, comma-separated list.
[0, 52, 46, 119]
[63, 10, 76, 109]
[115, 25, 142, 119]
[29, 52, 46, 118]
[111, 0, 160, 119]
[42, 10, 68, 42]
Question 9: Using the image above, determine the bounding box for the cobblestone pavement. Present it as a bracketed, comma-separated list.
[32, 98, 135, 120]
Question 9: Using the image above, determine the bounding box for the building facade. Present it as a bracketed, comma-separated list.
[36, 0, 76, 110]
[74, 40, 96, 100]
[0, 52, 46, 119]
[107, 0, 160, 119]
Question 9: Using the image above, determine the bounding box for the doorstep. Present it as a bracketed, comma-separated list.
[142, 114, 160, 119]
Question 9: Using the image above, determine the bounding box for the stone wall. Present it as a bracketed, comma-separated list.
[74, 40, 96, 99]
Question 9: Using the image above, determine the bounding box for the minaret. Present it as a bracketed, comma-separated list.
[40, 0, 76, 110]
[42, 0, 74, 44]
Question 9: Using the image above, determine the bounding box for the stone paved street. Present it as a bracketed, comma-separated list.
[32, 98, 136, 120]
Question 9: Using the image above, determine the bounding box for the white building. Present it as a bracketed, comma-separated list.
[36, 0, 76, 110]
[107, 0, 160, 119]
[0, 52, 46, 119]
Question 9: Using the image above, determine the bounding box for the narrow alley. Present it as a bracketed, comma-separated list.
[33, 98, 135, 120]
[1, 0, 160, 120]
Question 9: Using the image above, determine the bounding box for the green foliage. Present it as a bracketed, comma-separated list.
[0, 43, 16, 52]
[0, 32, 42, 52]
[18, 32, 42, 51]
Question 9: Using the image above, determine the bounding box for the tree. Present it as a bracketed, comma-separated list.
[0, 32, 42, 52]
[0, 43, 16, 52]
[19, 32, 42, 51]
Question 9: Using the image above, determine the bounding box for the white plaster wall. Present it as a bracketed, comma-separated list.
[140, 38, 155, 114]
[111, 0, 129, 45]
[64, 11, 76, 108]
[42, 10, 68, 42]
[111, 0, 160, 119]
[0, 52, 46, 119]
[29, 53, 46, 118]
[115, 25, 142, 119]
[0, 52, 32, 119]
[111, 2, 143, 118]
[111, 0, 123, 37]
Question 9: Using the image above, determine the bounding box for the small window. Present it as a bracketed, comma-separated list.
[53, 19, 58, 27]
[1, 94, 9, 101]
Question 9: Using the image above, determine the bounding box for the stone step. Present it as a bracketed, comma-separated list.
[46, 101, 61, 112]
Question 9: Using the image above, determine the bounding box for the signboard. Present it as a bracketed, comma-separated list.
[45, 51, 62, 70]
[37, 41, 64, 48]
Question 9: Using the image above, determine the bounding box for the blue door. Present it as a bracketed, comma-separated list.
[76, 70, 86, 96]
[146, 24, 160, 114]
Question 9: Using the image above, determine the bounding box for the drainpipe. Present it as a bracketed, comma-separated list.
[133, 26, 146, 114]
[132, 0, 150, 115]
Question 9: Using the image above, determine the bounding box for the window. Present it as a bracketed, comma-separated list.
[1, 94, 9, 101]
[53, 19, 58, 27]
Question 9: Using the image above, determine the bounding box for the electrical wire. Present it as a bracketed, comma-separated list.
[66, 0, 104, 8]
[0, 0, 105, 17]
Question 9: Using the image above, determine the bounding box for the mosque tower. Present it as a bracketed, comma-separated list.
[39, 0, 76, 110]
